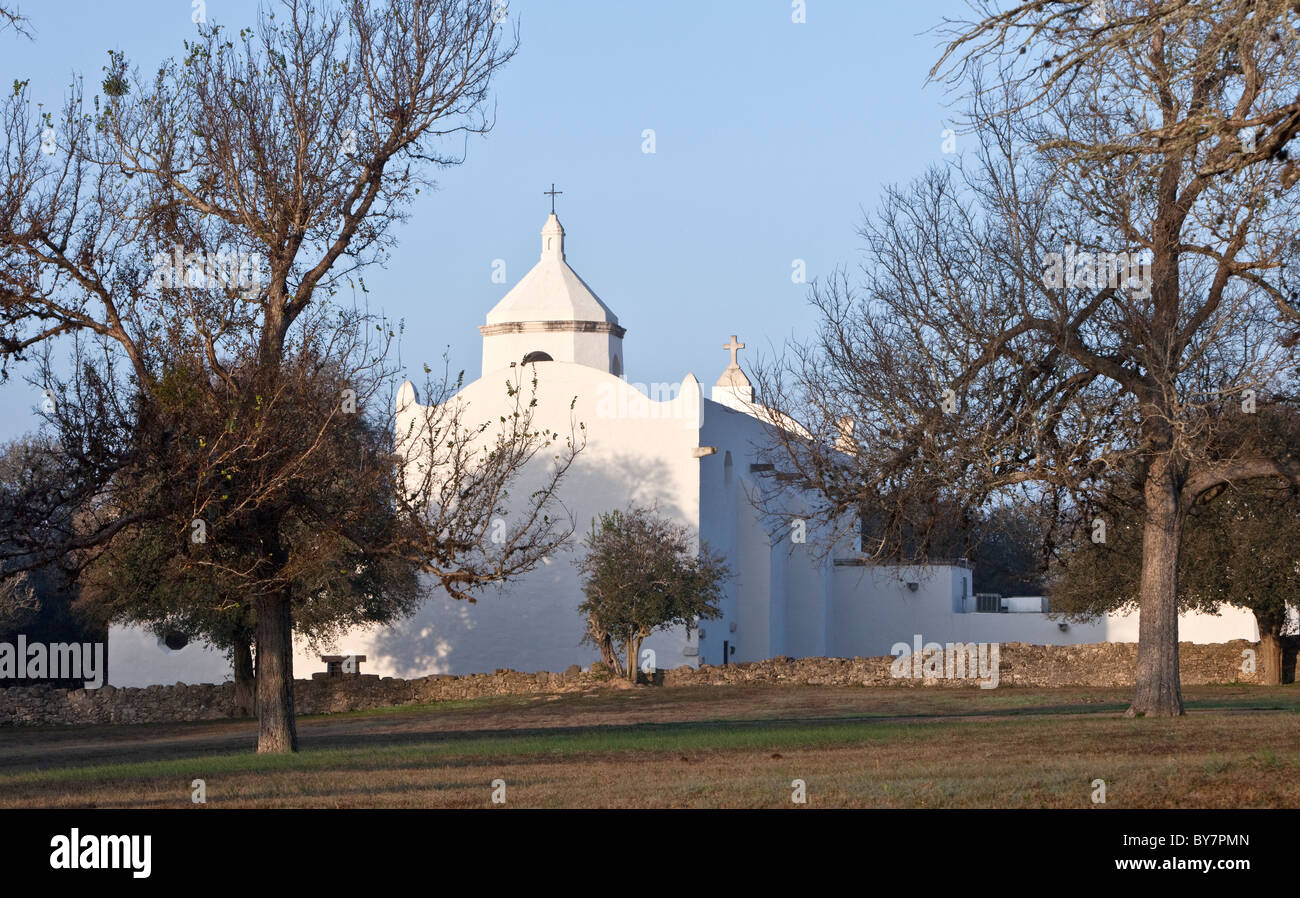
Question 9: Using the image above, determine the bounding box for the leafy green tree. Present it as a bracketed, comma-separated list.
[577, 506, 727, 682]
[970, 505, 1047, 598]
[857, 497, 1048, 597]
[0, 437, 105, 687]
[0, 0, 582, 754]
[68, 337, 424, 716]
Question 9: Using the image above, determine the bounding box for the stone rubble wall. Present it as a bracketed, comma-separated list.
[0, 638, 1287, 727]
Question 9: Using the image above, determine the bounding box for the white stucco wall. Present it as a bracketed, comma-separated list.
[699, 400, 789, 664]
[362, 360, 704, 677]
[107, 623, 233, 688]
[831, 563, 1070, 657]
[480, 329, 623, 377]
[830, 563, 1259, 656]
[1100, 605, 1259, 642]
[104, 364, 1266, 685]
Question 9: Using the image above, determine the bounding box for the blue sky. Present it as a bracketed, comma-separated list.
[0, 0, 959, 442]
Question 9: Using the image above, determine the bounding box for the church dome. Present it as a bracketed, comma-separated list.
[479, 211, 626, 377]
[484, 214, 620, 326]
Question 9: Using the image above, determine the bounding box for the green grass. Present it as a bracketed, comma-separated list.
[0, 717, 910, 786]
[4, 684, 1299, 807]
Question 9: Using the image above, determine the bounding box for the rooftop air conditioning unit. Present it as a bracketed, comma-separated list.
[975, 593, 1001, 614]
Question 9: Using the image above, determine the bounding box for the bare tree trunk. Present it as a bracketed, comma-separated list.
[232, 631, 257, 718]
[1129, 456, 1185, 717]
[255, 589, 297, 752]
[1258, 630, 1284, 686]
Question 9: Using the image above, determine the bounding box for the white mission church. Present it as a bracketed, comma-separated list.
[108, 206, 1258, 686]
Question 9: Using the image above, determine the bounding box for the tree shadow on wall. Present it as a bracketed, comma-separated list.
[368, 451, 690, 678]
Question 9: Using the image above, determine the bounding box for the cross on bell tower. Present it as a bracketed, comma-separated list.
[723, 334, 745, 369]
[544, 182, 562, 214]
[713, 333, 754, 406]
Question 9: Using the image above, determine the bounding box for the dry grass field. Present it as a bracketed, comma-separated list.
[1, 684, 1298, 808]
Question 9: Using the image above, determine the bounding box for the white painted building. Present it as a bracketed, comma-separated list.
[106, 211, 1259, 686]
[829, 562, 1260, 658]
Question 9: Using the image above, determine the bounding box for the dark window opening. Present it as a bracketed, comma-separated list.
[522, 351, 553, 364]
[162, 630, 190, 651]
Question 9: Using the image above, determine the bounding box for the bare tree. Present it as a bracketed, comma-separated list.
[0, 6, 30, 38]
[754, 0, 1300, 716]
[0, 0, 579, 753]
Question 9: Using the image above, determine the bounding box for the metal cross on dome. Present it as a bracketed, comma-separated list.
[544, 183, 562, 214]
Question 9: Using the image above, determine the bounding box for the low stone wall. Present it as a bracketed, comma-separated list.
[0, 639, 1286, 727]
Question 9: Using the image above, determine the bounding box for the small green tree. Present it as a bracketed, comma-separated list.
[577, 506, 727, 682]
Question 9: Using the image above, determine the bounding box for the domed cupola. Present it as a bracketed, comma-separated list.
[480, 207, 626, 377]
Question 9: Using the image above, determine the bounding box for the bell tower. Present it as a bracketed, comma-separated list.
[480, 198, 625, 377]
